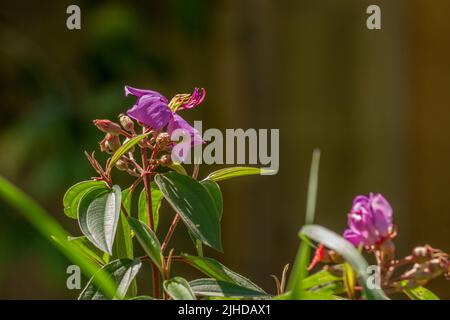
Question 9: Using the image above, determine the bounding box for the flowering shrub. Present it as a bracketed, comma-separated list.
[0, 86, 448, 300]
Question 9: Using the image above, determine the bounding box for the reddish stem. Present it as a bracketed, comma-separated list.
[140, 145, 159, 299]
[161, 214, 180, 252]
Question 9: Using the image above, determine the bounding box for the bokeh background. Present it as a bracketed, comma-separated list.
[1, 0, 449, 299]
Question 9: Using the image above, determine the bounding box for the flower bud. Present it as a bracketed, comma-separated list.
[93, 119, 122, 135]
[115, 159, 128, 171]
[119, 114, 135, 132]
[160, 154, 172, 166]
[412, 246, 429, 263]
[156, 132, 170, 146]
[106, 134, 121, 152]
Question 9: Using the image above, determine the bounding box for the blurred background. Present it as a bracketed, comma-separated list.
[1, 0, 449, 299]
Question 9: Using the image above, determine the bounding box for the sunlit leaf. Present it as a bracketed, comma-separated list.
[138, 182, 162, 231]
[127, 217, 163, 272]
[201, 180, 223, 220]
[63, 180, 107, 219]
[0, 176, 116, 298]
[155, 172, 222, 251]
[164, 277, 196, 300]
[68, 236, 108, 266]
[203, 167, 270, 182]
[300, 225, 388, 300]
[402, 283, 439, 300]
[107, 133, 150, 173]
[190, 279, 269, 298]
[79, 258, 142, 300]
[181, 254, 266, 293]
[78, 185, 122, 255]
[287, 149, 320, 299]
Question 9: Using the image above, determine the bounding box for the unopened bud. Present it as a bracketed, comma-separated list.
[115, 159, 128, 171]
[106, 134, 121, 152]
[156, 132, 170, 146]
[93, 119, 122, 135]
[119, 114, 135, 132]
[160, 154, 172, 166]
[380, 239, 395, 261]
[413, 246, 429, 263]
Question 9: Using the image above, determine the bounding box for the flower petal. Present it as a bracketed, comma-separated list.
[177, 87, 206, 111]
[167, 114, 203, 146]
[343, 229, 366, 246]
[124, 85, 168, 103]
[127, 95, 173, 130]
[370, 193, 393, 237]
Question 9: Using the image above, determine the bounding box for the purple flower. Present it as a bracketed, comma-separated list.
[125, 85, 205, 145]
[343, 193, 393, 247]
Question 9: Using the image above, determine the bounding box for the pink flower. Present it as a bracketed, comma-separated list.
[343, 193, 393, 247]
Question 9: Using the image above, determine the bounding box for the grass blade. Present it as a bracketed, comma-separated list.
[0, 176, 117, 298]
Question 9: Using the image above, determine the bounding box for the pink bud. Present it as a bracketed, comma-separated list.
[93, 119, 122, 135]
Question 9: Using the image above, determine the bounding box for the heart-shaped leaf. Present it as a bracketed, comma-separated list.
[127, 217, 163, 272]
[78, 185, 122, 255]
[63, 180, 107, 219]
[79, 258, 142, 300]
[155, 172, 222, 251]
[164, 277, 196, 300]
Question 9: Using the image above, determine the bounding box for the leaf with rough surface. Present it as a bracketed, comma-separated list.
[190, 279, 270, 298]
[155, 172, 222, 251]
[79, 258, 142, 300]
[63, 180, 107, 219]
[164, 277, 196, 300]
[78, 185, 122, 255]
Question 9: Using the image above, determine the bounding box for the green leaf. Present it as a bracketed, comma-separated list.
[127, 217, 163, 272]
[0, 176, 116, 298]
[301, 269, 341, 290]
[190, 279, 270, 298]
[122, 187, 133, 213]
[79, 258, 142, 300]
[128, 295, 154, 300]
[107, 133, 150, 173]
[112, 188, 134, 260]
[155, 172, 222, 251]
[203, 167, 271, 182]
[138, 182, 163, 231]
[68, 236, 108, 265]
[403, 285, 439, 300]
[112, 214, 133, 259]
[164, 277, 196, 300]
[343, 262, 356, 299]
[78, 185, 122, 255]
[168, 163, 187, 175]
[300, 225, 388, 300]
[287, 149, 320, 299]
[182, 254, 266, 293]
[63, 180, 107, 219]
[201, 180, 223, 220]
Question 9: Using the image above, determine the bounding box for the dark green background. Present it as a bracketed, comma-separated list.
[1, 0, 449, 299]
